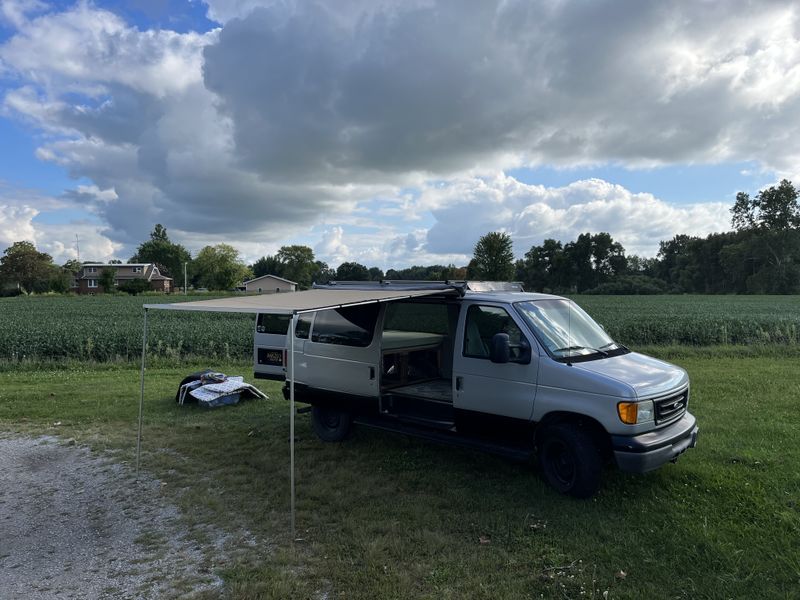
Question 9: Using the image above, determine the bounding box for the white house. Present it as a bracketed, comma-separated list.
[243, 274, 297, 294]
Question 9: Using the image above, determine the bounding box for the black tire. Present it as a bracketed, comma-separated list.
[311, 406, 352, 442]
[537, 423, 602, 498]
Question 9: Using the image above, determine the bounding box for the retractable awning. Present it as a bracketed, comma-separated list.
[136, 286, 460, 539]
[142, 287, 455, 314]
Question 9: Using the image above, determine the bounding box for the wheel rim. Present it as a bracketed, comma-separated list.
[545, 439, 576, 488]
[322, 410, 340, 429]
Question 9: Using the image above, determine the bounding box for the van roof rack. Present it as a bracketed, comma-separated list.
[464, 281, 525, 292]
[312, 280, 525, 295]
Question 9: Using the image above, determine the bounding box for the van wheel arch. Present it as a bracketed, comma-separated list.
[533, 412, 612, 461]
[533, 413, 611, 499]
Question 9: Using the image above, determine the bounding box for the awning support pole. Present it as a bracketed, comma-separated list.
[136, 307, 148, 478]
[290, 312, 297, 540]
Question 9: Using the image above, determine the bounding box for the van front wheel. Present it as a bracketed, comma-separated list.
[311, 406, 352, 442]
[537, 424, 602, 498]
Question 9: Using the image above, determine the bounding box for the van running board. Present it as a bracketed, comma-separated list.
[353, 415, 534, 462]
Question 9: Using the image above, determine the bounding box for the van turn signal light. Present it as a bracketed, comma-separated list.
[617, 402, 638, 425]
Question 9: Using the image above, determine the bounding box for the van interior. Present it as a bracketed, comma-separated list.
[378, 301, 460, 427]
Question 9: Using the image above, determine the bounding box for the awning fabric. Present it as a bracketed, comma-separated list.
[144, 287, 454, 315]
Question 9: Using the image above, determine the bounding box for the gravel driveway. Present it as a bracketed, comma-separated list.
[0, 436, 228, 599]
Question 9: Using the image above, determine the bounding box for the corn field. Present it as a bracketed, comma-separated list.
[574, 295, 800, 346]
[0, 294, 798, 363]
[0, 295, 254, 362]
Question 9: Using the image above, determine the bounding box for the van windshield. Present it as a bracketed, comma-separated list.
[515, 299, 625, 361]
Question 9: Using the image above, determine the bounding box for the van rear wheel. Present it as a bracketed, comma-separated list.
[537, 423, 602, 498]
[311, 406, 352, 442]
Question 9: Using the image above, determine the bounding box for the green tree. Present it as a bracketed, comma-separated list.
[471, 232, 515, 280]
[384, 265, 463, 280]
[731, 179, 800, 232]
[252, 255, 284, 279]
[99, 267, 116, 292]
[118, 279, 151, 295]
[517, 239, 567, 292]
[151, 223, 169, 241]
[130, 224, 191, 279]
[335, 261, 370, 280]
[729, 180, 800, 293]
[62, 259, 83, 275]
[276, 245, 316, 288]
[311, 260, 335, 284]
[626, 255, 659, 277]
[0, 241, 56, 293]
[193, 244, 249, 290]
[47, 259, 83, 293]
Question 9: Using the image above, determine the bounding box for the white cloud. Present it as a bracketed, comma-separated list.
[421, 175, 731, 257]
[314, 226, 349, 266]
[0, 0, 46, 28]
[0, 0, 797, 267]
[0, 203, 38, 247]
[202, 0, 272, 24]
[0, 184, 121, 262]
[0, 3, 213, 97]
[202, 0, 800, 180]
[35, 220, 122, 263]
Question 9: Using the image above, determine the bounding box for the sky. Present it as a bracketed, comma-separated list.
[0, 0, 798, 270]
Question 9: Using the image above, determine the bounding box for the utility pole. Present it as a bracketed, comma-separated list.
[75, 234, 81, 262]
[184, 262, 188, 295]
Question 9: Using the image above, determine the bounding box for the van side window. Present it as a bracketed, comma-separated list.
[257, 314, 291, 334]
[463, 305, 526, 360]
[295, 315, 312, 339]
[311, 305, 379, 347]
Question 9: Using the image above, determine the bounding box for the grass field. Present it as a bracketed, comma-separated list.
[1, 351, 798, 599]
[1, 294, 799, 363]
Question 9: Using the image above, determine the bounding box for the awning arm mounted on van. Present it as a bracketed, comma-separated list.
[314, 280, 467, 296]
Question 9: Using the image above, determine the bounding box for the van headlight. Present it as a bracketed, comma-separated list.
[617, 400, 655, 425]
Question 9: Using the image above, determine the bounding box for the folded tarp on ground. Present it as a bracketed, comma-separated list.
[177, 372, 268, 408]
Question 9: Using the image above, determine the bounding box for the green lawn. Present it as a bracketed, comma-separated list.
[1, 353, 798, 599]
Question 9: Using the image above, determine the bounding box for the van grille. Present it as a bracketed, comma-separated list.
[654, 391, 688, 425]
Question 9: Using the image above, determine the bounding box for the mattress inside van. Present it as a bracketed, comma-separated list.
[381, 330, 445, 351]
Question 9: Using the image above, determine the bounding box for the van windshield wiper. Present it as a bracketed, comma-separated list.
[552, 345, 609, 357]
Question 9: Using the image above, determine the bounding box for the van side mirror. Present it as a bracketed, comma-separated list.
[490, 333, 511, 363]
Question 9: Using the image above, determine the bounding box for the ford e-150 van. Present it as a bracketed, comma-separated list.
[253, 281, 698, 497]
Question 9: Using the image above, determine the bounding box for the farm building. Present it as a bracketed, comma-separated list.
[242, 274, 297, 294]
[72, 263, 173, 294]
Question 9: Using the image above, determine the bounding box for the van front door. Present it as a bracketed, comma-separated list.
[453, 303, 538, 426]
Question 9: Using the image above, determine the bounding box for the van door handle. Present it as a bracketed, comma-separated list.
[369, 367, 376, 380]
[456, 376, 463, 391]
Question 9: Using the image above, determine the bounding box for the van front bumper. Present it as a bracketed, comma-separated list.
[611, 413, 698, 473]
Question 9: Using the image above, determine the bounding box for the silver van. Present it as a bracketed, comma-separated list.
[253, 282, 698, 497]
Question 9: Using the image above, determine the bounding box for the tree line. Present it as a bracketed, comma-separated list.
[2, 179, 798, 295]
[510, 179, 800, 294]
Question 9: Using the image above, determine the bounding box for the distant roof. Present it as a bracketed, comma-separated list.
[243, 273, 298, 286]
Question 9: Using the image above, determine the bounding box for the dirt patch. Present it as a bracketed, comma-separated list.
[0, 435, 229, 599]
